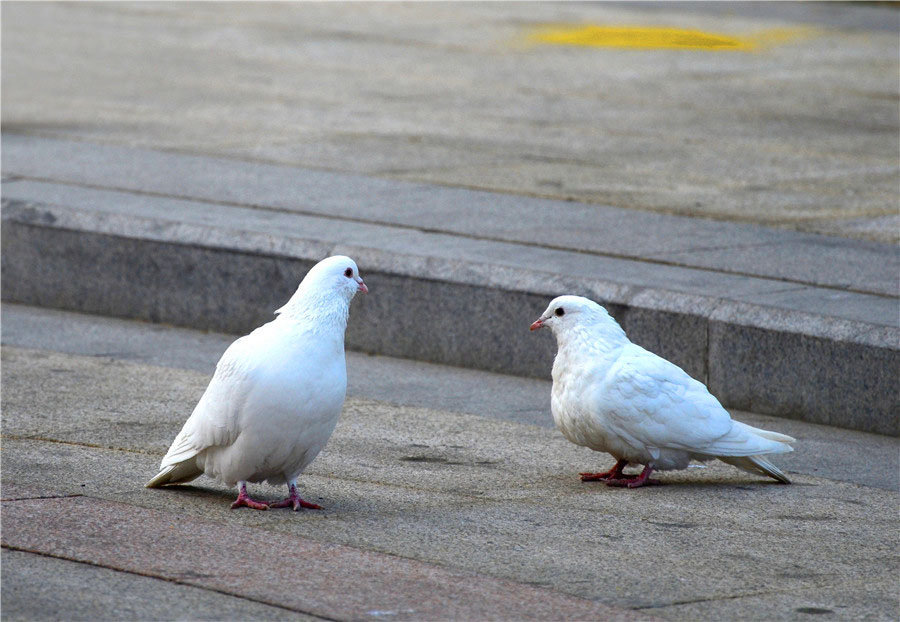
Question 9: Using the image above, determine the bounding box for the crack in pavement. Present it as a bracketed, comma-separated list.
[0, 433, 163, 456]
[630, 578, 877, 611]
[0, 493, 83, 502]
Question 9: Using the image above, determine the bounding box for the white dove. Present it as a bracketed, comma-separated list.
[147, 255, 368, 510]
[530, 295, 794, 488]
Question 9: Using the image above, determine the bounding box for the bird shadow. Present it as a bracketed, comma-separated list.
[579, 477, 809, 490]
[670, 475, 815, 489]
[148, 483, 236, 503]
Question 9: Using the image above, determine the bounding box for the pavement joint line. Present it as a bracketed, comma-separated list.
[5, 174, 894, 299]
[632, 589, 807, 611]
[349, 169, 900, 231]
[0, 494, 84, 502]
[0, 433, 161, 456]
[650, 240, 785, 255]
[2, 425, 813, 502]
[629, 575, 892, 612]
[306, 474, 496, 502]
[0, 543, 339, 622]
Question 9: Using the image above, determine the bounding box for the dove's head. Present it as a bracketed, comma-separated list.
[276, 256, 368, 321]
[301, 255, 368, 301]
[530, 295, 626, 344]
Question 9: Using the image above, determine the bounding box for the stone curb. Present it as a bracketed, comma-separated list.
[1, 198, 897, 435]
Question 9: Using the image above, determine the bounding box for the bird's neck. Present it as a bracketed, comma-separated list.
[555, 321, 628, 362]
[275, 290, 351, 336]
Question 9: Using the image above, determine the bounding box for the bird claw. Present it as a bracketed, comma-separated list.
[268, 497, 322, 511]
[605, 463, 660, 488]
[580, 459, 629, 482]
[267, 484, 323, 511]
[580, 472, 613, 481]
[230, 496, 270, 511]
[231, 482, 270, 510]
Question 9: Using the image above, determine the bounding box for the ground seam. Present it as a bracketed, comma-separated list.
[0, 544, 340, 621]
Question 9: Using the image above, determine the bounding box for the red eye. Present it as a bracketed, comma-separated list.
[344, 268, 353, 278]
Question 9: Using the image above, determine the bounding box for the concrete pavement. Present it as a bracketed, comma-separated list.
[2, 547, 312, 622]
[2, 304, 898, 620]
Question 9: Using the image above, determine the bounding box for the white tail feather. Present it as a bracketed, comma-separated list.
[702, 420, 795, 458]
[732, 420, 796, 444]
[145, 460, 203, 488]
[719, 455, 791, 484]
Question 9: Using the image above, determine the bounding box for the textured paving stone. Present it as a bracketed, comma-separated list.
[1, 338, 897, 620]
[1, 490, 649, 622]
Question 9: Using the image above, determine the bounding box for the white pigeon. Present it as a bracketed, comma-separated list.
[530, 295, 794, 487]
[147, 255, 368, 510]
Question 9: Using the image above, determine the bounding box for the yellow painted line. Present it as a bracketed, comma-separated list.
[528, 25, 808, 52]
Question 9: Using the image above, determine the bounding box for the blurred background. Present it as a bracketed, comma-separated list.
[3, 1, 898, 240]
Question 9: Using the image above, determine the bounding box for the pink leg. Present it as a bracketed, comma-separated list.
[606, 463, 662, 488]
[580, 458, 629, 482]
[230, 482, 269, 510]
[268, 483, 322, 511]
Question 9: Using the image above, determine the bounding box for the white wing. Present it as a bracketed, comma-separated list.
[593, 344, 735, 455]
[158, 327, 270, 469]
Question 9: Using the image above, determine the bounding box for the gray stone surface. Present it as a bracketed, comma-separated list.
[1, 549, 313, 622]
[709, 305, 900, 434]
[4, 491, 637, 622]
[1, 2, 897, 242]
[3, 138, 898, 297]
[6, 181, 892, 327]
[1, 335, 898, 620]
[620, 1, 900, 31]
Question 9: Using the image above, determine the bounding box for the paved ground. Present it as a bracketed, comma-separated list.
[2, 1, 898, 241]
[2, 304, 898, 621]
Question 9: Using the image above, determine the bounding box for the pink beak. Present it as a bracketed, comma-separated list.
[529, 318, 543, 331]
[357, 279, 369, 294]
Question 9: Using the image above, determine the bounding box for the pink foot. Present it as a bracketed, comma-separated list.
[269, 497, 322, 511]
[268, 484, 322, 511]
[580, 458, 628, 482]
[230, 483, 269, 510]
[606, 464, 662, 488]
